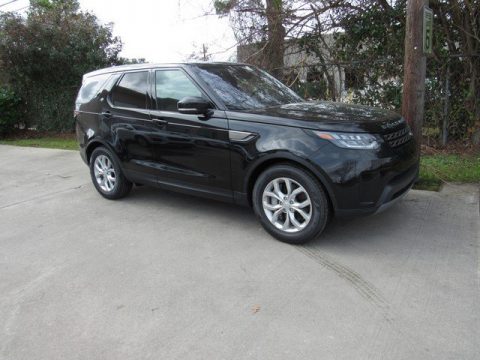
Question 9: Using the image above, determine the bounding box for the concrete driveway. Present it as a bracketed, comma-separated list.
[0, 145, 478, 360]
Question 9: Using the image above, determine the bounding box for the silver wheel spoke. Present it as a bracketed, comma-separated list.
[293, 199, 311, 209]
[293, 207, 311, 221]
[271, 208, 283, 222]
[263, 201, 282, 211]
[273, 179, 284, 198]
[264, 191, 282, 202]
[290, 186, 304, 198]
[284, 178, 292, 196]
[289, 211, 304, 230]
[283, 212, 291, 230]
[95, 162, 103, 173]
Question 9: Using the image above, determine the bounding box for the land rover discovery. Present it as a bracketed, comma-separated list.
[74, 63, 418, 244]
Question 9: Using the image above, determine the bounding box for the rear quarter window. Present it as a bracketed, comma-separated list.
[111, 71, 149, 109]
[76, 74, 111, 104]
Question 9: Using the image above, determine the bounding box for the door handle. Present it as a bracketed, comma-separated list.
[152, 118, 167, 126]
[101, 111, 112, 118]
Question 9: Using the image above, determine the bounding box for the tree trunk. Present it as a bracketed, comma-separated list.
[265, 0, 285, 79]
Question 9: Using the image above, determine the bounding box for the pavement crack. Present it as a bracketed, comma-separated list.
[0, 183, 89, 210]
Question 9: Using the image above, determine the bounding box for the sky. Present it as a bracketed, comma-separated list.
[0, 0, 237, 62]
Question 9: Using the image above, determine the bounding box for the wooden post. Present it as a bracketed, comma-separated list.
[401, 0, 428, 154]
[442, 64, 450, 146]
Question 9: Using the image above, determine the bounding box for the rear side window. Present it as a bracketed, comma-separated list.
[111, 71, 149, 109]
[155, 70, 203, 112]
[76, 74, 110, 104]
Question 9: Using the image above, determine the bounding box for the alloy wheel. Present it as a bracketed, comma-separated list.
[262, 177, 312, 233]
[93, 154, 116, 192]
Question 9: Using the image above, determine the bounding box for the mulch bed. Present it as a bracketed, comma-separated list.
[421, 141, 480, 156]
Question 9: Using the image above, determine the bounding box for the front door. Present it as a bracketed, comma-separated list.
[148, 68, 232, 200]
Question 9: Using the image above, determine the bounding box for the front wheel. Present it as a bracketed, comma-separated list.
[89, 147, 132, 200]
[252, 164, 330, 244]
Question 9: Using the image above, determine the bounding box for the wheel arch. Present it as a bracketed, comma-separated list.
[85, 139, 116, 164]
[245, 153, 337, 213]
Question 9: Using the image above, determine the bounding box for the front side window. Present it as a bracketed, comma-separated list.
[111, 71, 148, 109]
[191, 64, 303, 111]
[155, 70, 203, 112]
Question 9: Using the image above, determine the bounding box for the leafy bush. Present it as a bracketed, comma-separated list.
[0, 87, 23, 137]
[0, 0, 123, 132]
[27, 86, 78, 132]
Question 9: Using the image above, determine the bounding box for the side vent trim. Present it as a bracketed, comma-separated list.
[229, 130, 256, 142]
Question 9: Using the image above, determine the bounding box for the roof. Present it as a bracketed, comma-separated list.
[84, 61, 246, 78]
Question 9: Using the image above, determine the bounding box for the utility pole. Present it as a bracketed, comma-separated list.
[401, 0, 429, 154]
[202, 44, 208, 61]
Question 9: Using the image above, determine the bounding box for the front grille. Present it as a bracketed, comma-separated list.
[383, 126, 413, 148]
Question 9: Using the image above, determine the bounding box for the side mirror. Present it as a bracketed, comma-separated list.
[178, 96, 212, 116]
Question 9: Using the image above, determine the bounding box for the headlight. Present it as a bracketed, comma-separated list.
[314, 131, 381, 149]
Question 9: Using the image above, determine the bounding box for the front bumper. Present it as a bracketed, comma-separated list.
[373, 162, 418, 214]
[333, 162, 418, 217]
[311, 139, 419, 216]
[374, 178, 415, 214]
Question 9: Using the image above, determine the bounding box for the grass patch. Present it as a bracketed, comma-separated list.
[415, 154, 480, 191]
[0, 137, 78, 150]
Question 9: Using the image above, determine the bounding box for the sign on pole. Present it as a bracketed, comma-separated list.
[423, 6, 433, 55]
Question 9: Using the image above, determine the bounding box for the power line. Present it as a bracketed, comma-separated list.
[0, 0, 20, 8]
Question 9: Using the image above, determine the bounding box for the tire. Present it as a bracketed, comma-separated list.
[89, 146, 132, 200]
[252, 164, 330, 244]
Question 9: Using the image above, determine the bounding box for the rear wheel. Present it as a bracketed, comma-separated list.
[89, 147, 132, 200]
[252, 164, 330, 244]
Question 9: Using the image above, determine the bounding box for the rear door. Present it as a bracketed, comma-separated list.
[148, 67, 232, 200]
[107, 70, 162, 183]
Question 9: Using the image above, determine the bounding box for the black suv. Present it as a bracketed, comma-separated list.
[75, 62, 418, 244]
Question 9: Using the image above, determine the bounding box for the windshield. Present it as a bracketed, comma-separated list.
[191, 64, 303, 111]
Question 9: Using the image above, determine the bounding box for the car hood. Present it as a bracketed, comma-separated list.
[228, 101, 405, 133]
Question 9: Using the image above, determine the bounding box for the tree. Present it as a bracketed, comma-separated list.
[428, 0, 480, 142]
[322, 1, 407, 106]
[218, 0, 480, 143]
[0, 0, 123, 132]
[214, 0, 286, 78]
[331, 0, 479, 143]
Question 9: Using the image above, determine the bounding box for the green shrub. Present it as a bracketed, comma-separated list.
[0, 87, 23, 137]
[0, 1, 123, 133]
